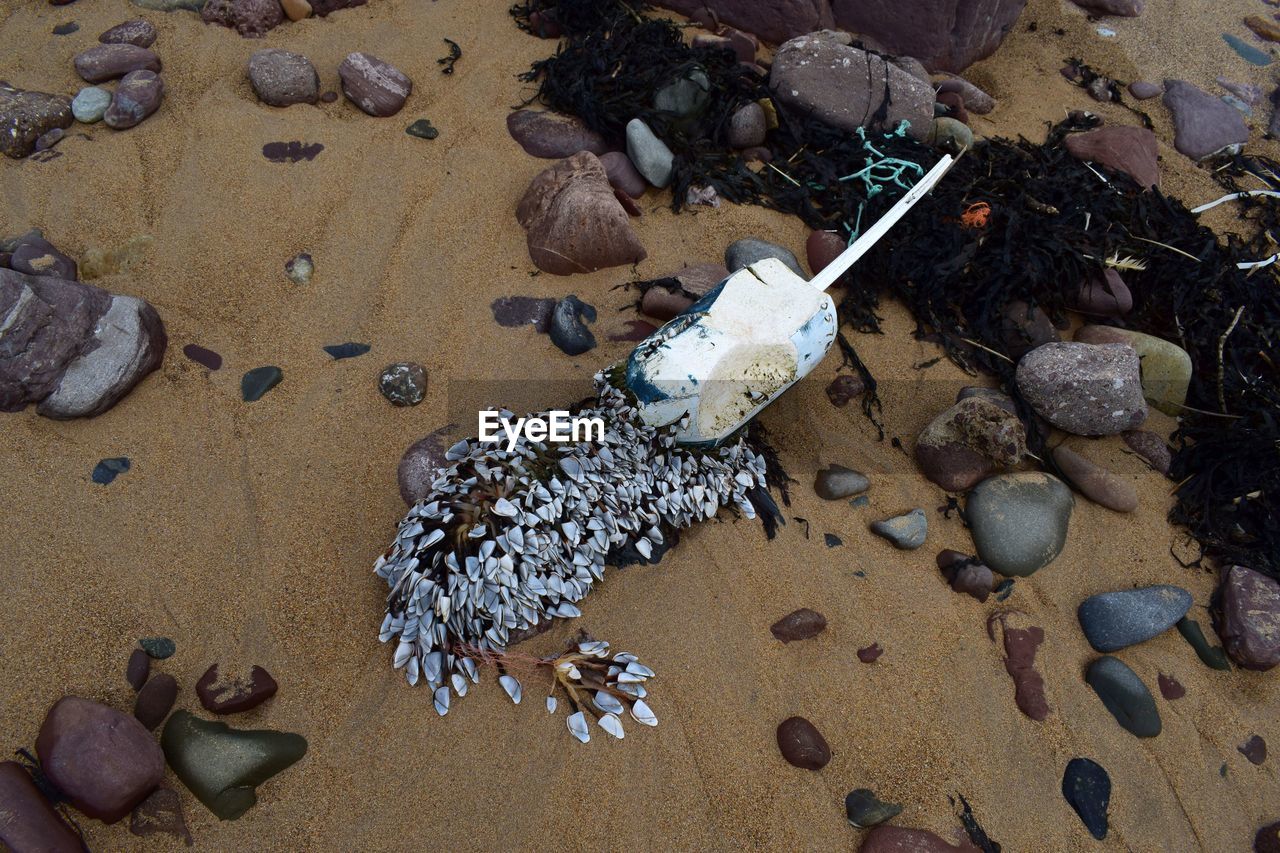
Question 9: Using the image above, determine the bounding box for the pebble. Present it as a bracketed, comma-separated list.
[1218, 77, 1263, 105]
[74, 44, 161, 83]
[639, 264, 726, 320]
[935, 91, 968, 125]
[1073, 268, 1135, 315]
[990, 611, 1049, 720]
[915, 397, 1026, 492]
[323, 342, 370, 360]
[653, 67, 711, 117]
[1239, 735, 1267, 765]
[72, 86, 112, 123]
[92, 456, 131, 484]
[1086, 655, 1162, 738]
[1257, 821, 1280, 853]
[1218, 565, 1280, 671]
[1062, 757, 1111, 841]
[724, 237, 804, 276]
[806, 230, 845, 279]
[0, 761, 82, 852]
[491, 295, 555, 330]
[397, 425, 456, 504]
[281, 0, 313, 20]
[506, 109, 608, 158]
[285, 251, 313, 283]
[197, 664, 279, 714]
[1176, 617, 1232, 671]
[1163, 79, 1251, 159]
[609, 319, 657, 342]
[600, 151, 646, 198]
[129, 788, 192, 845]
[0, 83, 74, 159]
[241, 366, 282, 402]
[36, 696, 165, 822]
[1157, 672, 1185, 699]
[770, 608, 827, 642]
[826, 374, 865, 407]
[1075, 325, 1191, 416]
[10, 234, 77, 279]
[1223, 32, 1272, 65]
[1078, 585, 1192, 652]
[625, 118, 674, 188]
[927, 116, 973, 154]
[319, 91, 338, 103]
[824, 533, 842, 548]
[860, 826, 977, 852]
[549, 295, 597, 356]
[105, 69, 164, 129]
[126, 648, 151, 690]
[966, 472, 1073, 577]
[516, 151, 646, 274]
[34, 128, 64, 151]
[844, 788, 903, 828]
[776, 716, 830, 770]
[1015, 341, 1147, 436]
[99, 19, 158, 47]
[263, 141, 323, 162]
[1001, 300, 1060, 359]
[1128, 80, 1161, 99]
[1051, 445, 1138, 513]
[727, 102, 766, 148]
[140, 636, 175, 659]
[814, 463, 869, 499]
[183, 343, 222, 370]
[248, 48, 319, 107]
[53, 22, 80, 35]
[870, 508, 927, 549]
[378, 362, 427, 406]
[339, 52, 412, 117]
[937, 550, 994, 602]
[133, 673, 178, 730]
[160, 710, 307, 820]
[405, 118, 438, 139]
[857, 643, 883, 663]
[934, 74, 996, 114]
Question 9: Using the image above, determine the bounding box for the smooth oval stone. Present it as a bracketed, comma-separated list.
[724, 237, 803, 276]
[104, 69, 164, 130]
[1016, 341, 1147, 436]
[1122, 429, 1171, 475]
[1128, 80, 1161, 99]
[281, 0, 312, 20]
[845, 788, 903, 828]
[140, 636, 175, 659]
[248, 48, 319, 108]
[1062, 757, 1111, 840]
[776, 716, 830, 770]
[37, 696, 165, 823]
[966, 472, 1073, 577]
[338, 52, 411, 117]
[1086, 656, 1161, 738]
[871, 508, 927, 549]
[379, 361, 427, 406]
[727, 101, 766, 148]
[72, 86, 112, 123]
[1078, 585, 1192, 652]
[1239, 735, 1267, 765]
[805, 229, 845, 277]
[928, 116, 973, 154]
[549, 295, 596, 356]
[241, 366, 283, 402]
[1075, 325, 1191, 416]
[653, 67, 711, 117]
[1176, 617, 1232, 671]
[129, 787, 191, 845]
[861, 825, 976, 851]
[506, 109, 608, 158]
[624, 118, 674, 188]
[182, 343, 222, 370]
[196, 664, 278, 714]
[160, 711, 307, 821]
[99, 19, 157, 47]
[770, 608, 827, 642]
[0, 761, 82, 852]
[1052, 445, 1138, 512]
[133, 673, 178, 730]
[74, 44, 161, 83]
[599, 151, 646, 198]
[1076, 268, 1133, 316]
[126, 648, 151, 690]
[814, 463, 869, 499]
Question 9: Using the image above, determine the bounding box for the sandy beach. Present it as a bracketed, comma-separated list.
[2, 0, 1278, 849]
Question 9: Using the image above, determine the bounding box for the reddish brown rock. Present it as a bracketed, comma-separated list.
[656, 0, 832, 46]
[196, 664, 279, 714]
[104, 69, 164, 130]
[36, 696, 165, 823]
[74, 44, 161, 83]
[130, 787, 192, 845]
[857, 642, 883, 663]
[935, 75, 995, 113]
[1218, 565, 1280, 671]
[1123, 430, 1171, 475]
[776, 716, 830, 770]
[770, 608, 827, 642]
[1001, 300, 1060, 359]
[201, 0, 284, 37]
[806, 229, 845, 278]
[1052, 445, 1138, 513]
[0, 761, 82, 852]
[639, 264, 728, 320]
[989, 611, 1049, 720]
[826, 374, 865, 407]
[0, 84, 73, 159]
[99, 19, 158, 47]
[1239, 735, 1267, 765]
[1157, 672, 1185, 699]
[1015, 342, 1147, 436]
[937, 549, 994, 602]
[310, 0, 367, 12]
[1258, 820, 1280, 853]
[600, 151, 646, 198]
[1075, 268, 1133, 316]
[338, 52, 412, 117]
[507, 110, 609, 159]
[126, 648, 151, 690]
[833, 0, 1029, 73]
[936, 90, 969, 124]
[515, 151, 646, 275]
[10, 234, 77, 280]
[398, 425, 457, 505]
[1065, 126, 1159, 189]
[133, 673, 178, 730]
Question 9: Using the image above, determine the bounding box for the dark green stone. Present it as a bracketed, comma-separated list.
[844, 788, 902, 828]
[406, 119, 438, 140]
[161, 711, 307, 820]
[241, 366, 283, 402]
[140, 636, 175, 659]
[1176, 617, 1232, 670]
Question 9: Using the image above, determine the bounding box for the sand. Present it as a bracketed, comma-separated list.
[1, 0, 1278, 849]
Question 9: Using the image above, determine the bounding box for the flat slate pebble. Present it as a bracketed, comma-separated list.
[405, 119, 438, 139]
[724, 237, 804, 277]
[1163, 79, 1250, 160]
[857, 643, 883, 663]
[1062, 757, 1111, 840]
[196, 664, 279, 714]
[1078, 585, 1192, 652]
[133, 673, 178, 730]
[1157, 672, 1185, 699]
[99, 19, 157, 47]
[241, 366, 283, 402]
[379, 361, 427, 406]
[770, 608, 827, 642]
[845, 788, 902, 828]
[1086, 655, 1161, 738]
[92, 457, 131, 484]
[870, 508, 927, 549]
[776, 716, 830, 770]
[323, 342, 370, 360]
[814, 463, 868, 499]
[0, 760, 83, 851]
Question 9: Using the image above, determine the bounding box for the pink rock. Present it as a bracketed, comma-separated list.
[805, 230, 845, 277]
[1218, 566, 1280, 671]
[104, 69, 164, 130]
[935, 74, 996, 113]
[515, 152, 646, 275]
[1051, 444, 1138, 513]
[98, 19, 157, 48]
[1074, 268, 1133, 316]
[600, 151, 646, 197]
[0, 761, 82, 852]
[1064, 126, 1159, 189]
[73, 44, 160, 84]
[833, 0, 1028, 73]
[1069, 0, 1142, 15]
[338, 52, 412, 117]
[507, 110, 609, 159]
